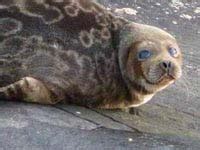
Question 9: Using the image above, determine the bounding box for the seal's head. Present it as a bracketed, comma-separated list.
[119, 23, 182, 106]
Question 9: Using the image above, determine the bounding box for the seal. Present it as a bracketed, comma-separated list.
[0, 0, 182, 109]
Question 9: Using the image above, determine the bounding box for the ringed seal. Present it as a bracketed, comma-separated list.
[0, 0, 182, 109]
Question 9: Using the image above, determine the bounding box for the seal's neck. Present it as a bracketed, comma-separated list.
[129, 89, 155, 107]
[110, 21, 156, 108]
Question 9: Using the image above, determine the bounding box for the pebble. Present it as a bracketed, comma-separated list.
[172, 21, 178, 25]
[128, 138, 133, 142]
[194, 7, 200, 14]
[180, 14, 192, 20]
[115, 8, 138, 15]
[155, 3, 161, 6]
[76, 111, 81, 115]
[165, 11, 170, 15]
[170, 1, 184, 10]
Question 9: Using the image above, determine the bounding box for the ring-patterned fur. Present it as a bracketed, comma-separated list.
[0, 0, 182, 108]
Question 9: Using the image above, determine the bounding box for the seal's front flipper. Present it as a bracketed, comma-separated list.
[0, 77, 64, 104]
[121, 107, 140, 116]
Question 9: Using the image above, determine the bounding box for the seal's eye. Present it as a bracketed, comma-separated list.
[168, 47, 178, 57]
[138, 50, 152, 60]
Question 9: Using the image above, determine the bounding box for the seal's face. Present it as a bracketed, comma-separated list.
[123, 24, 182, 93]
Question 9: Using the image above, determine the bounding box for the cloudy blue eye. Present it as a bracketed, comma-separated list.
[168, 47, 178, 57]
[138, 50, 152, 60]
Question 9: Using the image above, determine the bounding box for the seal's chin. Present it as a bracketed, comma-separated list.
[145, 73, 175, 85]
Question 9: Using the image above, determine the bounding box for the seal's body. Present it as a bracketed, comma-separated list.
[0, 0, 182, 108]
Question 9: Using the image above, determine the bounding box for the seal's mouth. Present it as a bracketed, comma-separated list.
[145, 73, 176, 85]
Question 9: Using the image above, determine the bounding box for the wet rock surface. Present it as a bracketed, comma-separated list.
[0, 0, 200, 149]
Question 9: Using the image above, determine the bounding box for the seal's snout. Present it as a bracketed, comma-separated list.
[160, 61, 172, 71]
[159, 59, 181, 79]
[159, 61, 177, 80]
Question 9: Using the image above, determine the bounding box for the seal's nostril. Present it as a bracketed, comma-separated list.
[168, 62, 172, 68]
[163, 62, 168, 69]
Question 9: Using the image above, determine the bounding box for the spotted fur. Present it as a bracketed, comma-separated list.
[0, 0, 182, 108]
